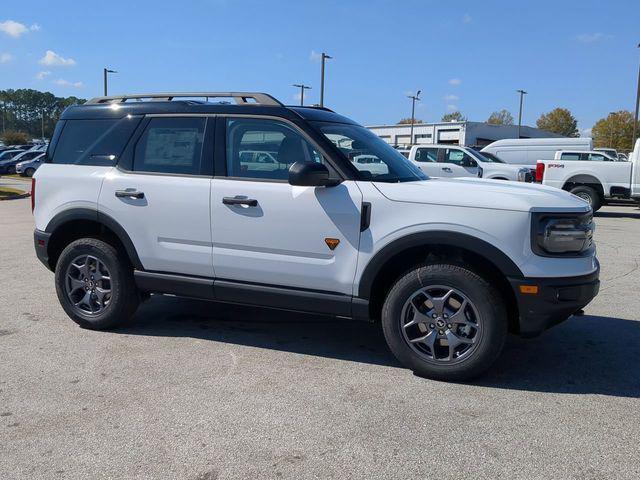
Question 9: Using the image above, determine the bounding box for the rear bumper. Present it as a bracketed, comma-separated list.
[509, 263, 600, 337]
[34, 229, 52, 271]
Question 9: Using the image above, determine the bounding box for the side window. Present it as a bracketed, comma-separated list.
[587, 153, 606, 161]
[415, 147, 438, 162]
[133, 117, 206, 175]
[560, 152, 582, 161]
[226, 118, 323, 180]
[443, 148, 474, 166]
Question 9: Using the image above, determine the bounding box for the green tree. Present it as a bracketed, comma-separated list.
[536, 108, 579, 137]
[487, 109, 514, 125]
[441, 111, 466, 122]
[0, 89, 86, 139]
[591, 111, 638, 152]
[1, 130, 30, 145]
[397, 117, 423, 125]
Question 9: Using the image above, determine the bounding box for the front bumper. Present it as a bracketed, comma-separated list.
[508, 262, 600, 337]
[34, 229, 52, 271]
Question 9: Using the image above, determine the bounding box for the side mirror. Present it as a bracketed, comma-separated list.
[289, 162, 340, 187]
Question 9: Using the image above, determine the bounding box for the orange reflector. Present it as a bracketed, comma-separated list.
[325, 238, 340, 250]
[519, 285, 539, 295]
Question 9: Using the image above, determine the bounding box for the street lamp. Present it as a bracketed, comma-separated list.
[103, 68, 117, 96]
[292, 84, 311, 106]
[319, 53, 332, 108]
[41, 108, 45, 142]
[516, 89, 527, 138]
[633, 43, 640, 148]
[609, 112, 616, 148]
[407, 90, 421, 146]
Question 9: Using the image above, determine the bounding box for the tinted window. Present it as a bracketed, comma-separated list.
[415, 148, 438, 162]
[133, 117, 206, 175]
[226, 118, 323, 180]
[52, 117, 141, 165]
[560, 152, 582, 161]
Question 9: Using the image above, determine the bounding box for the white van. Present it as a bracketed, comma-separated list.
[481, 138, 593, 166]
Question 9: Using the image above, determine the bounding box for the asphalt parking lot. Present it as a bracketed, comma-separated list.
[1, 197, 639, 480]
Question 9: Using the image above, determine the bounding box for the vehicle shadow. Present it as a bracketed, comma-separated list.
[595, 210, 640, 219]
[119, 297, 640, 398]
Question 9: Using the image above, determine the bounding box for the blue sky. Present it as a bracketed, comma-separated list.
[0, 0, 638, 133]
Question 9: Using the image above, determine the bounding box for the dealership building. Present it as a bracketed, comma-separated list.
[366, 121, 561, 148]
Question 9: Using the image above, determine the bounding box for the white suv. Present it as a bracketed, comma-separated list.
[32, 92, 600, 381]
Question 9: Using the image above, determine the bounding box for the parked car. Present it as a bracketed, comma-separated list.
[481, 137, 593, 166]
[32, 91, 599, 381]
[554, 150, 617, 162]
[0, 149, 26, 173]
[16, 152, 45, 176]
[0, 149, 45, 174]
[536, 138, 640, 210]
[407, 144, 533, 181]
[594, 148, 618, 160]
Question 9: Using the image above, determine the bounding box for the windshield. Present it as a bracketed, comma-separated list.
[473, 150, 504, 163]
[312, 122, 427, 182]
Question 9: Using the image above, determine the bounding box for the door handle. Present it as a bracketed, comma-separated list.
[441, 167, 453, 173]
[115, 189, 145, 199]
[222, 196, 258, 207]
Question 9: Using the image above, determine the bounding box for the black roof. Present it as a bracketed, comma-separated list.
[60, 101, 359, 125]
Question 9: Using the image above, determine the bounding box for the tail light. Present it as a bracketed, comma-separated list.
[535, 162, 545, 183]
[31, 177, 36, 212]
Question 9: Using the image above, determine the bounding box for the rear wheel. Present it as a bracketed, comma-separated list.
[25, 168, 35, 177]
[381, 263, 507, 381]
[54, 238, 139, 330]
[569, 185, 602, 211]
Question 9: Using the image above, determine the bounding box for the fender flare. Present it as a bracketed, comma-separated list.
[45, 208, 143, 269]
[357, 230, 523, 299]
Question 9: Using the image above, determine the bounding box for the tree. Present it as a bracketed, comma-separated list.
[591, 110, 638, 152]
[397, 118, 423, 125]
[1, 130, 30, 145]
[536, 108, 579, 137]
[487, 109, 514, 125]
[0, 89, 86, 139]
[441, 111, 466, 122]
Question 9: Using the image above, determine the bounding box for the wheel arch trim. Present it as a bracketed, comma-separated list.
[357, 231, 523, 299]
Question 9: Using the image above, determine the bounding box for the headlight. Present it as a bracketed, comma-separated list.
[517, 168, 533, 182]
[531, 212, 594, 256]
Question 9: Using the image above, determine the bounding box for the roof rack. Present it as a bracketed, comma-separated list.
[85, 92, 283, 106]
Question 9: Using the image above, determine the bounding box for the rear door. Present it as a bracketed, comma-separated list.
[99, 116, 214, 277]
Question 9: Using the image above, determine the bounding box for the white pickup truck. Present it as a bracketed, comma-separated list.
[407, 144, 533, 182]
[536, 139, 640, 210]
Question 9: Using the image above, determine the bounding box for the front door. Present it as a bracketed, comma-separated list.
[99, 116, 213, 277]
[439, 147, 478, 178]
[210, 117, 363, 295]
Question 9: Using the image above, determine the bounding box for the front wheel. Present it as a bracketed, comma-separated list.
[54, 238, 139, 330]
[381, 263, 507, 381]
[569, 185, 602, 211]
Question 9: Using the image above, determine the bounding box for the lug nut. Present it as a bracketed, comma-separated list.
[432, 314, 437, 318]
[443, 314, 448, 319]
[447, 324, 452, 329]
[439, 330, 444, 335]
[429, 323, 435, 329]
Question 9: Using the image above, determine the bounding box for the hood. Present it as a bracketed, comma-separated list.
[373, 177, 591, 213]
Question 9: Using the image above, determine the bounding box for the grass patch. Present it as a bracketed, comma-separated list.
[1, 174, 29, 181]
[0, 186, 29, 200]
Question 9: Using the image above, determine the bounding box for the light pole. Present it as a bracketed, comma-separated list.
[633, 43, 640, 148]
[292, 84, 311, 106]
[319, 53, 332, 108]
[406, 90, 421, 146]
[609, 111, 616, 148]
[103, 68, 117, 96]
[41, 108, 45, 142]
[516, 89, 527, 138]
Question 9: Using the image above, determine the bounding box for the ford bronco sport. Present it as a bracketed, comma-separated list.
[33, 92, 600, 380]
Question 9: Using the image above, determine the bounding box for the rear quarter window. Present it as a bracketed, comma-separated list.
[51, 117, 142, 165]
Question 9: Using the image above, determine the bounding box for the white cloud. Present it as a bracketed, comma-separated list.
[0, 20, 29, 38]
[446, 104, 458, 111]
[309, 50, 323, 62]
[443, 94, 459, 101]
[35, 70, 51, 80]
[30, 23, 40, 31]
[39, 50, 76, 67]
[575, 33, 610, 44]
[0, 53, 13, 63]
[53, 78, 83, 88]
[580, 128, 592, 137]
[462, 13, 472, 23]
[448, 78, 461, 86]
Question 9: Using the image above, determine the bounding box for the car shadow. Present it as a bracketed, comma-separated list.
[118, 297, 640, 398]
[595, 210, 640, 219]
